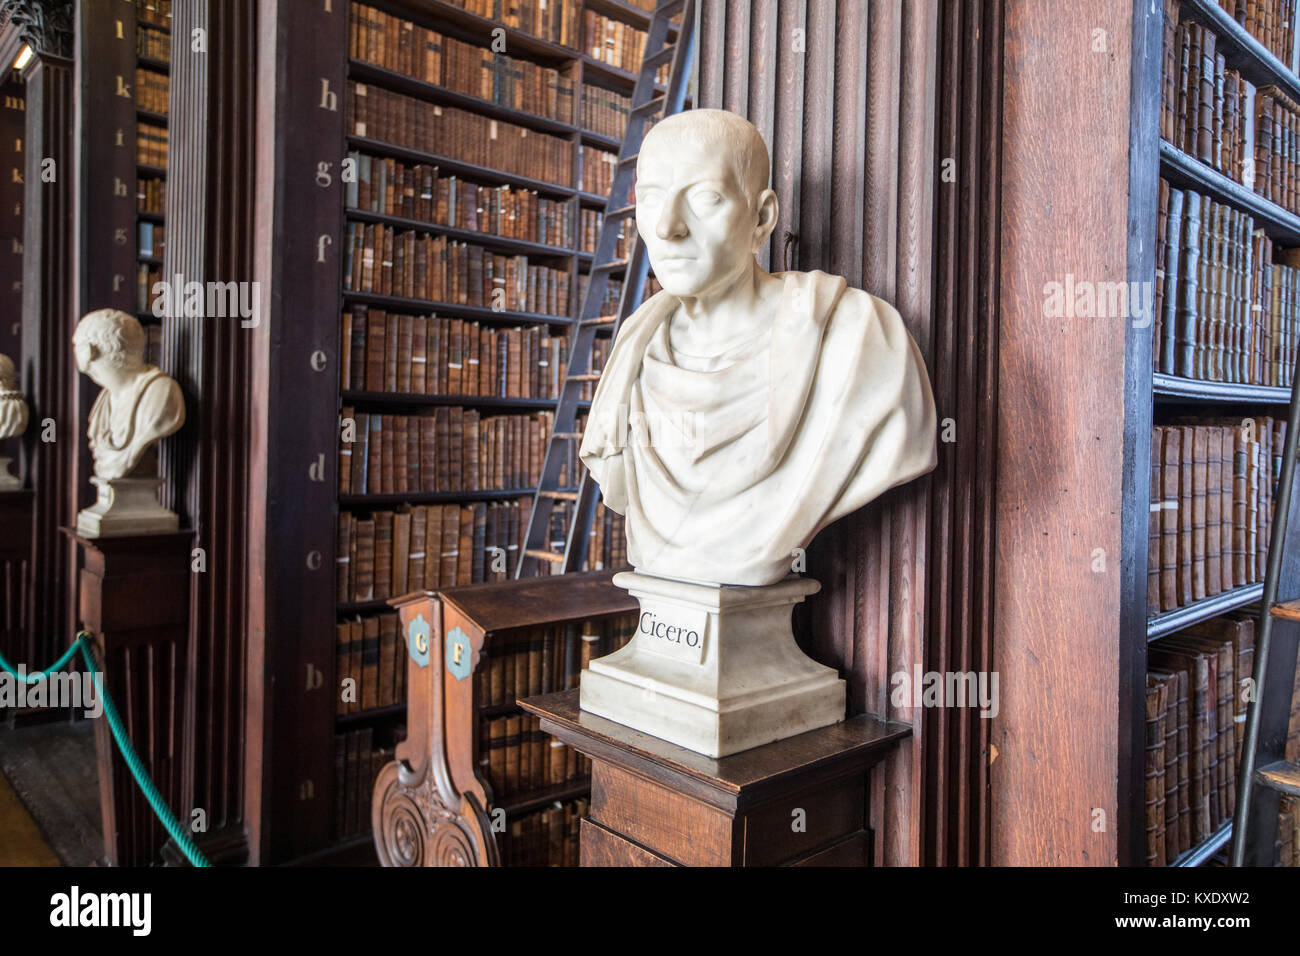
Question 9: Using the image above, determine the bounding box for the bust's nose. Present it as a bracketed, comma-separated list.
[655, 194, 688, 241]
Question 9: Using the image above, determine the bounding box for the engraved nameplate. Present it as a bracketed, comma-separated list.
[636, 606, 707, 665]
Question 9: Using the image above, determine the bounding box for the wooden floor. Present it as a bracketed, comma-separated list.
[0, 717, 103, 866]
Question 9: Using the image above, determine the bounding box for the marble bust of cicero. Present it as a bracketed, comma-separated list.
[73, 308, 185, 481]
[579, 109, 937, 587]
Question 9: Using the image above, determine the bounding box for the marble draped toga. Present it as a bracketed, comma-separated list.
[579, 269, 938, 586]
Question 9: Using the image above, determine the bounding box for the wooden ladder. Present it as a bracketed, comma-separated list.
[515, 0, 695, 578]
[1231, 378, 1300, 864]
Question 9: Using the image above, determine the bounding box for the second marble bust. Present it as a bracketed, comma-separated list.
[580, 109, 938, 587]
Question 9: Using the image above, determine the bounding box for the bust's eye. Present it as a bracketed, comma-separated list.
[637, 187, 663, 205]
[692, 190, 723, 207]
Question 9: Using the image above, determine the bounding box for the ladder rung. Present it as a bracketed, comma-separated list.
[642, 46, 676, 71]
[631, 95, 667, 120]
[606, 204, 636, 220]
[1270, 598, 1300, 621]
[524, 549, 566, 564]
[568, 373, 602, 382]
[551, 432, 583, 441]
[592, 258, 628, 274]
[581, 315, 617, 326]
[538, 490, 579, 501]
[1256, 760, 1300, 797]
[619, 152, 639, 168]
[656, 0, 686, 16]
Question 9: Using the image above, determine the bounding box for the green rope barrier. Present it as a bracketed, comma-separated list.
[0, 639, 82, 683]
[0, 630, 210, 868]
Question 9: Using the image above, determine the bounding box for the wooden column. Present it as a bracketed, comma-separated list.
[0, 70, 24, 478]
[154, 0, 259, 865]
[69, 529, 192, 866]
[12, 0, 74, 669]
[246, 0, 347, 864]
[991, 0, 1135, 865]
[698, 0, 951, 866]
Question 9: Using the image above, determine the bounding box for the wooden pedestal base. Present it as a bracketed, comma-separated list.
[519, 689, 911, 866]
[67, 529, 193, 867]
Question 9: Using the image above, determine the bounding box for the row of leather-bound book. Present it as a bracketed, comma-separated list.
[344, 222, 572, 317]
[1155, 179, 1300, 386]
[1144, 610, 1300, 865]
[336, 497, 628, 603]
[350, 82, 573, 187]
[339, 307, 610, 400]
[1162, 1, 1300, 215]
[336, 408, 572, 496]
[347, 151, 573, 249]
[1147, 419, 1283, 616]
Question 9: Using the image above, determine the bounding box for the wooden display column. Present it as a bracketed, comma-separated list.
[67, 529, 192, 866]
[0, 489, 33, 663]
[521, 689, 911, 866]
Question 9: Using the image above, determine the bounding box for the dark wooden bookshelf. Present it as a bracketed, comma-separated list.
[341, 290, 572, 327]
[1152, 373, 1292, 403]
[285, 0, 674, 864]
[1146, 582, 1264, 641]
[1177, 0, 1300, 99]
[1158, 139, 1300, 243]
[344, 208, 577, 260]
[1130, 0, 1300, 868]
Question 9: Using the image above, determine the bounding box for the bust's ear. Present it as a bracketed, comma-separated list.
[753, 188, 779, 251]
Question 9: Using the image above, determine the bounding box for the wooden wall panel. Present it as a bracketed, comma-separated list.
[18, 47, 72, 668]
[697, 0, 1014, 866]
[698, 0, 969, 866]
[160, 0, 258, 863]
[0, 73, 23, 474]
[993, 0, 1132, 865]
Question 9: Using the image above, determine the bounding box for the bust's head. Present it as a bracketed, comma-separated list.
[635, 109, 778, 298]
[73, 309, 147, 388]
[0, 352, 16, 392]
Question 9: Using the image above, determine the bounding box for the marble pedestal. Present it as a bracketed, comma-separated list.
[579, 570, 845, 757]
[76, 475, 179, 538]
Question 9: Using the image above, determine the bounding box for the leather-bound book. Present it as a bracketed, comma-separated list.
[1145, 677, 1169, 866]
[456, 505, 473, 587]
[407, 505, 426, 597]
[377, 614, 395, 709]
[1176, 426, 1196, 607]
[335, 623, 350, 717]
[440, 504, 459, 586]
[392, 508, 411, 598]
[1233, 423, 1249, 585]
[1192, 426, 1209, 601]
[1162, 187, 1184, 375]
[1178, 190, 1202, 378]
[336, 515, 352, 604]
[374, 511, 394, 600]
[360, 616, 380, 712]
[365, 309, 387, 391]
[1206, 428, 1222, 595]
[353, 519, 375, 602]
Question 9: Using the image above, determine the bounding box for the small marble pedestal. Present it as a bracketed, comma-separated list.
[76, 475, 179, 538]
[579, 570, 846, 758]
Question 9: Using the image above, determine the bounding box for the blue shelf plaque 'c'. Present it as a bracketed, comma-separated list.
[407, 613, 431, 669]
[446, 626, 472, 681]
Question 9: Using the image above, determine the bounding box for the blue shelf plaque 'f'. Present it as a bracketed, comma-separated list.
[407, 613, 431, 669]
[446, 626, 472, 681]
